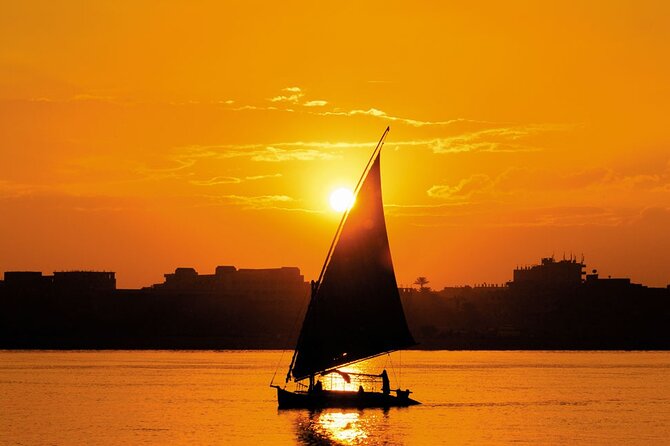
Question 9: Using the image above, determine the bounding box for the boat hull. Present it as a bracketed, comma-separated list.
[274, 387, 420, 409]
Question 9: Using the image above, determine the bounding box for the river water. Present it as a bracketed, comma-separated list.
[1, 351, 669, 445]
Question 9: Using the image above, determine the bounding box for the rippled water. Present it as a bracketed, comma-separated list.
[1, 351, 669, 445]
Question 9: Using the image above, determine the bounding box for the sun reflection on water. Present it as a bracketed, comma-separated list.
[319, 412, 368, 444]
[320, 362, 382, 393]
[293, 357, 402, 445]
[297, 410, 378, 446]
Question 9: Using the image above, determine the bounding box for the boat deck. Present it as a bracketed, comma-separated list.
[274, 386, 420, 409]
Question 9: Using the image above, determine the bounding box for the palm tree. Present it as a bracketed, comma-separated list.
[413, 276, 430, 292]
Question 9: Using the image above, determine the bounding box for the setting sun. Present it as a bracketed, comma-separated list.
[1, 1, 669, 290]
[329, 188, 355, 212]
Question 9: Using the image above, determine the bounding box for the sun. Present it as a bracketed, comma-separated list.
[329, 187, 355, 212]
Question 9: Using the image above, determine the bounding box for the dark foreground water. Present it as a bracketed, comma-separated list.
[1, 351, 669, 445]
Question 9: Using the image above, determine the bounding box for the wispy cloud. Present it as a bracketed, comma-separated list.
[269, 87, 305, 103]
[312, 107, 495, 127]
[190, 173, 282, 186]
[200, 193, 321, 213]
[245, 173, 283, 181]
[304, 100, 328, 107]
[221, 85, 512, 129]
[427, 124, 570, 154]
[28, 93, 131, 106]
[222, 194, 293, 204]
[269, 94, 303, 103]
[250, 147, 337, 162]
[172, 141, 348, 166]
[171, 126, 555, 171]
[426, 164, 670, 205]
[386, 202, 634, 228]
[428, 174, 494, 199]
[190, 176, 242, 186]
[231, 104, 283, 111]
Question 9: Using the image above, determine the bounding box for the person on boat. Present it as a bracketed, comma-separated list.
[380, 370, 390, 395]
[396, 389, 410, 400]
[313, 380, 323, 393]
[358, 385, 365, 394]
[310, 280, 319, 296]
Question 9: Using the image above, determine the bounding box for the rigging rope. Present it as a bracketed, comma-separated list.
[270, 288, 311, 387]
[388, 352, 399, 389]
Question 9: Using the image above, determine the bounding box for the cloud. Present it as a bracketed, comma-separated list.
[227, 92, 477, 126]
[245, 173, 283, 181]
[172, 142, 347, 166]
[190, 173, 282, 186]
[304, 100, 328, 107]
[521, 206, 628, 227]
[268, 87, 305, 103]
[313, 107, 494, 127]
[269, 94, 303, 103]
[494, 167, 613, 192]
[629, 206, 670, 226]
[201, 193, 325, 213]
[387, 201, 633, 228]
[165, 120, 573, 177]
[221, 86, 516, 130]
[28, 94, 130, 105]
[427, 125, 570, 154]
[170, 128, 550, 172]
[198, 193, 323, 212]
[223, 194, 293, 204]
[233, 105, 283, 111]
[425, 167, 615, 202]
[427, 174, 494, 199]
[190, 176, 242, 186]
[250, 147, 337, 162]
[424, 162, 670, 227]
[492, 165, 670, 196]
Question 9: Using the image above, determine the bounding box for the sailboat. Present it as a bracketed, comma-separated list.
[272, 127, 420, 409]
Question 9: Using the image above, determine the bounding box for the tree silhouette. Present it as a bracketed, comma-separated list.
[413, 276, 430, 292]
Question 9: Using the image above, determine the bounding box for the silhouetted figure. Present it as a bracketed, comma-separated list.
[314, 380, 323, 393]
[380, 369, 390, 395]
[358, 385, 365, 394]
[396, 389, 410, 400]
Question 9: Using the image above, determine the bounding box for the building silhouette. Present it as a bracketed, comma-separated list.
[154, 265, 307, 302]
[0, 265, 309, 349]
[3, 271, 115, 292]
[1, 256, 669, 349]
[512, 256, 584, 289]
[401, 256, 670, 349]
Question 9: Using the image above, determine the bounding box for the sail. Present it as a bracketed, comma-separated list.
[291, 151, 415, 381]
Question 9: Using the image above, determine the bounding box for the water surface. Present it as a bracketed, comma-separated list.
[1, 351, 669, 445]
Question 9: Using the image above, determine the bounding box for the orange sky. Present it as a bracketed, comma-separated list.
[1, 1, 669, 288]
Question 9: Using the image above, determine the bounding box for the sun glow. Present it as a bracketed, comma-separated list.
[317, 412, 368, 444]
[329, 188, 355, 212]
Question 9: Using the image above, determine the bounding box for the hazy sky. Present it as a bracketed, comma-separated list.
[1, 1, 669, 288]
